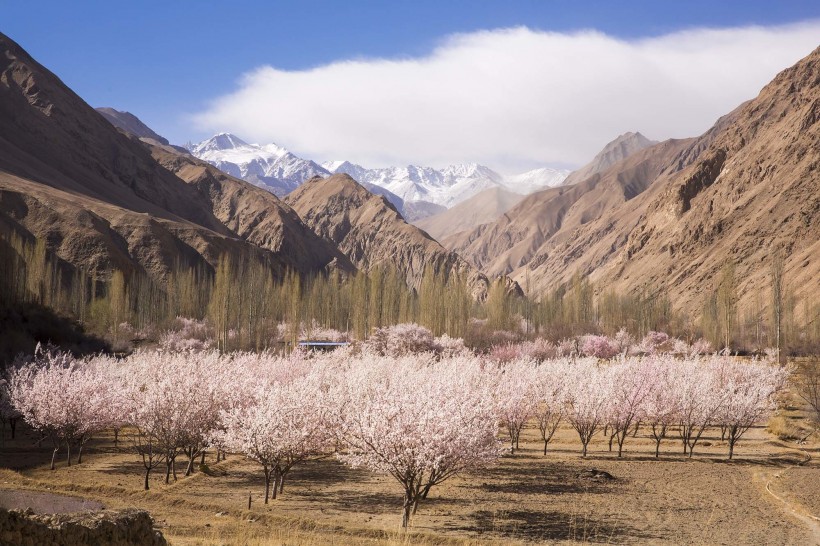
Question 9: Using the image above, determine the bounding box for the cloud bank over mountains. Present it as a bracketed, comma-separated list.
[192, 22, 820, 172]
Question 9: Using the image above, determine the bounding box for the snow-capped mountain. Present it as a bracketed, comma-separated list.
[322, 162, 502, 208]
[190, 133, 330, 196]
[190, 133, 569, 213]
[322, 161, 569, 208]
[504, 167, 569, 194]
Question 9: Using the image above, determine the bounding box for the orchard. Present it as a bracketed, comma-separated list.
[2, 329, 789, 528]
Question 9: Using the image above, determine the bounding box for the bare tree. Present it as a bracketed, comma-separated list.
[771, 251, 785, 363]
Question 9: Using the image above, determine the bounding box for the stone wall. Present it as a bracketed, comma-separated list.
[0, 507, 167, 546]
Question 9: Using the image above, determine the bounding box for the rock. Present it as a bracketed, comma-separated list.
[577, 469, 615, 481]
[0, 507, 167, 546]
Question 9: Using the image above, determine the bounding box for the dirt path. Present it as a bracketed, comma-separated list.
[0, 488, 104, 514]
[750, 449, 820, 544]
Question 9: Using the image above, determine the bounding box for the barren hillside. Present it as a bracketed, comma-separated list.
[0, 32, 348, 282]
[445, 138, 692, 277]
[519, 46, 820, 315]
[414, 186, 525, 241]
[285, 174, 493, 297]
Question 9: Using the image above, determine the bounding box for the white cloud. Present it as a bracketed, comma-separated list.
[191, 23, 820, 173]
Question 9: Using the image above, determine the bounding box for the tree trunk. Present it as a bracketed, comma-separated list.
[402, 494, 413, 528]
[172, 456, 178, 481]
[271, 472, 279, 500]
[51, 446, 58, 470]
[185, 456, 194, 477]
[279, 473, 285, 494]
[200, 451, 206, 465]
[10, 418, 16, 440]
[144, 467, 151, 490]
[66, 442, 71, 467]
[655, 439, 661, 458]
[264, 467, 271, 504]
[543, 440, 548, 456]
[165, 458, 173, 484]
[113, 428, 119, 447]
[77, 442, 84, 464]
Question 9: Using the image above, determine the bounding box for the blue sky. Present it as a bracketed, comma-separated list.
[4, 1, 820, 170]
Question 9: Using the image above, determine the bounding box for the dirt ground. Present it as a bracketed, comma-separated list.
[1, 405, 819, 545]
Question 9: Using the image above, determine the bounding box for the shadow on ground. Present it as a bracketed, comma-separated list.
[451, 508, 655, 543]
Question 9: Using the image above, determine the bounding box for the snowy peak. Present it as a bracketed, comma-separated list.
[191, 133, 569, 209]
[192, 132, 250, 154]
[322, 160, 568, 209]
[503, 167, 570, 194]
[322, 160, 369, 182]
[190, 134, 328, 197]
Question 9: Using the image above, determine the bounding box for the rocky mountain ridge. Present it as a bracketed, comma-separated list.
[284, 174, 496, 299]
[0, 32, 349, 285]
[508, 47, 820, 315]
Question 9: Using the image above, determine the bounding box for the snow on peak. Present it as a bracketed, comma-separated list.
[503, 167, 570, 194]
[190, 133, 329, 197]
[193, 133, 249, 154]
[189, 132, 569, 206]
[323, 160, 569, 208]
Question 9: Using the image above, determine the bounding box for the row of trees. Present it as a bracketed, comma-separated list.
[2, 230, 816, 358]
[3, 344, 787, 527]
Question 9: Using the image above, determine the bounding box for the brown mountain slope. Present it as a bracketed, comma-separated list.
[563, 132, 657, 186]
[96, 107, 170, 145]
[413, 186, 525, 241]
[0, 32, 346, 281]
[146, 142, 354, 274]
[520, 46, 820, 315]
[285, 174, 492, 297]
[444, 137, 693, 277]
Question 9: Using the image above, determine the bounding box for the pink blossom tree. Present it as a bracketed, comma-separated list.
[669, 357, 725, 458]
[337, 356, 500, 527]
[581, 335, 620, 359]
[605, 360, 651, 457]
[642, 357, 679, 457]
[365, 323, 438, 356]
[120, 351, 218, 488]
[493, 360, 537, 453]
[564, 359, 609, 457]
[532, 360, 569, 455]
[637, 331, 671, 355]
[714, 360, 788, 459]
[7, 349, 112, 469]
[216, 371, 330, 503]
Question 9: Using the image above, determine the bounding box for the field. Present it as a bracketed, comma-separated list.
[2, 394, 819, 545]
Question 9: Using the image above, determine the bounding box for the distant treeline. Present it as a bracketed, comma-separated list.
[0, 230, 817, 359]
